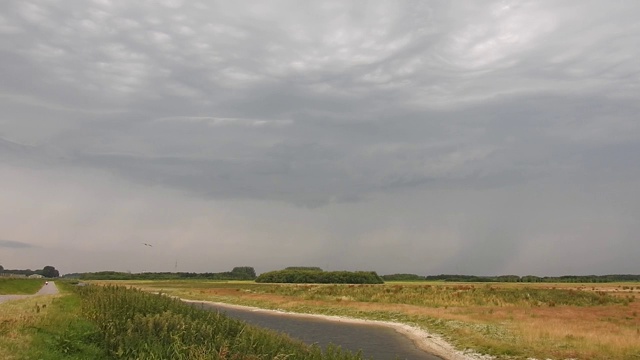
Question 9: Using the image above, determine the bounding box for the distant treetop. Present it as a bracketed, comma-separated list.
[256, 269, 383, 284]
[284, 266, 323, 272]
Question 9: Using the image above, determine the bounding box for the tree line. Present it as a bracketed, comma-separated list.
[381, 273, 640, 283]
[71, 266, 256, 280]
[256, 269, 384, 284]
[0, 265, 59, 278]
[425, 274, 640, 282]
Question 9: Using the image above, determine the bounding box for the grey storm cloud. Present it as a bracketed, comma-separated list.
[1, 0, 639, 275]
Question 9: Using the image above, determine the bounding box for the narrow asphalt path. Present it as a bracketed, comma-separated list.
[0, 281, 59, 304]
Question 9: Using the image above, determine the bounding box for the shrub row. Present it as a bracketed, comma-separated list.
[255, 270, 384, 284]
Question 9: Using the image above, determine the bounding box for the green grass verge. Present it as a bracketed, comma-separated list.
[0, 278, 45, 294]
[0, 281, 108, 360]
[26, 293, 109, 359]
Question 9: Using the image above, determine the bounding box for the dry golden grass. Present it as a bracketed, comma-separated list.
[450, 299, 640, 359]
[0, 297, 57, 359]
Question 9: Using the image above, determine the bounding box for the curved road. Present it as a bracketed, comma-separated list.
[0, 281, 59, 304]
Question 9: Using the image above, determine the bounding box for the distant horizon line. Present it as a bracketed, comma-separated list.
[57, 270, 640, 278]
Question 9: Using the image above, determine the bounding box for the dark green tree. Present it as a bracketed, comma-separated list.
[42, 265, 60, 278]
[231, 267, 256, 279]
[285, 267, 323, 271]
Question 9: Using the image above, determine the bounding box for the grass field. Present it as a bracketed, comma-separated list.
[0, 278, 45, 294]
[102, 280, 640, 360]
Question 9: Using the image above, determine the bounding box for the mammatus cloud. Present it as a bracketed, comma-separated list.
[0, 1, 639, 275]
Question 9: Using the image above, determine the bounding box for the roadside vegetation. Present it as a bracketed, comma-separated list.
[117, 280, 640, 360]
[0, 281, 108, 360]
[0, 282, 365, 359]
[78, 285, 364, 359]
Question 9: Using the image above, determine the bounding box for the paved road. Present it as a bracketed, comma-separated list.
[0, 281, 59, 304]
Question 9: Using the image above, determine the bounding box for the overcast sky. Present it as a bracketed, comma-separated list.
[1, 0, 639, 276]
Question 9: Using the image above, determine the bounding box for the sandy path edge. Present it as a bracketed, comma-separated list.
[182, 299, 494, 360]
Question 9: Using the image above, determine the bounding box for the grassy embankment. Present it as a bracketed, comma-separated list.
[110, 280, 640, 360]
[0, 278, 45, 294]
[0, 281, 107, 360]
[0, 281, 366, 359]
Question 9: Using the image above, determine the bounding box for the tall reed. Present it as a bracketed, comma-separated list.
[77, 285, 365, 359]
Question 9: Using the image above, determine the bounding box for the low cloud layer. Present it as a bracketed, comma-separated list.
[1, 1, 639, 275]
[0, 239, 33, 249]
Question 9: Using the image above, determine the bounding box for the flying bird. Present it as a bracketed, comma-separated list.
[143, 243, 153, 247]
